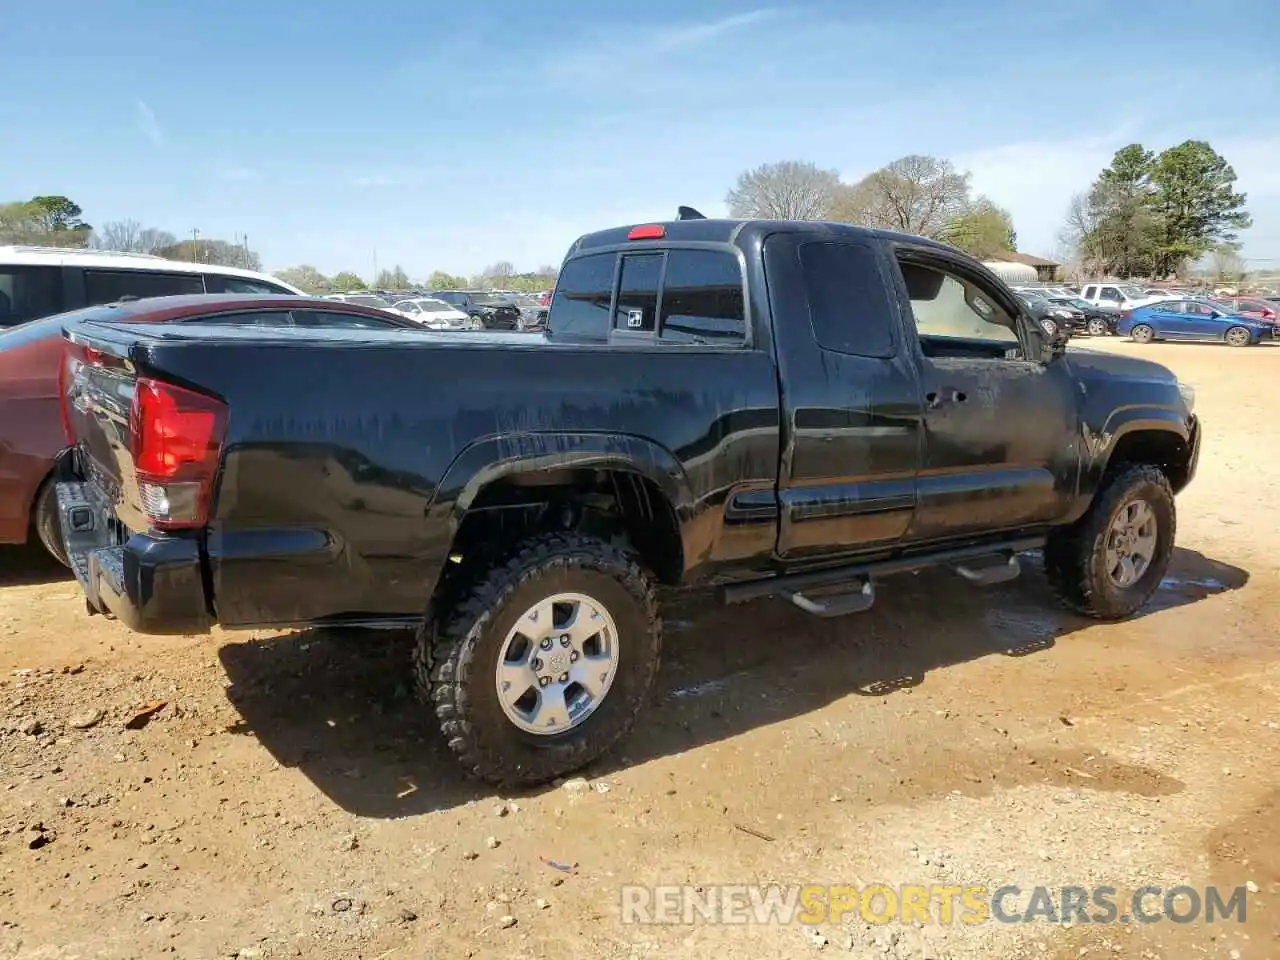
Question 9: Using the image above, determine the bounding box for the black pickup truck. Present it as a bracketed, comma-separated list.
[54, 212, 1201, 786]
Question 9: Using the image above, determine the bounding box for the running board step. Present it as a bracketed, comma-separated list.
[954, 553, 1022, 586]
[783, 580, 875, 618]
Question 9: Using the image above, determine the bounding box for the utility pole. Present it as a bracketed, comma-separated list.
[191, 228, 200, 262]
[372, 248, 378, 290]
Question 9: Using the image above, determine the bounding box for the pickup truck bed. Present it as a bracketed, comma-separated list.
[56, 215, 1200, 785]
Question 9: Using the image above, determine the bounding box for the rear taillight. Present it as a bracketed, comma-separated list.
[129, 378, 227, 530]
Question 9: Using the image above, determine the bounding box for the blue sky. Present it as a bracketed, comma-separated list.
[3, 0, 1278, 278]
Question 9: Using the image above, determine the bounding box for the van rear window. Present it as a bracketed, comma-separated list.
[0, 265, 63, 327]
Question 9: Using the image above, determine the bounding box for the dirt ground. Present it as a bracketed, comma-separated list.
[2, 337, 1278, 960]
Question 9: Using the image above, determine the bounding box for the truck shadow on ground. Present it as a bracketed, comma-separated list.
[0, 544, 74, 587]
[216, 546, 1247, 819]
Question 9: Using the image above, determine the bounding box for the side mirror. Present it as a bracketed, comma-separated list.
[1033, 316, 1069, 363]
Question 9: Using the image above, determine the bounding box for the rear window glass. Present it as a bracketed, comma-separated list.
[549, 253, 616, 341]
[0, 265, 64, 327]
[659, 250, 745, 343]
[84, 269, 205, 305]
[614, 253, 662, 332]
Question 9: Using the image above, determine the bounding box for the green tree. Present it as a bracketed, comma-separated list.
[0, 197, 91, 246]
[29, 196, 92, 234]
[274, 265, 332, 294]
[426, 269, 467, 289]
[1076, 145, 1161, 277]
[1147, 140, 1251, 277]
[330, 271, 367, 292]
[942, 197, 1016, 259]
[374, 265, 412, 290]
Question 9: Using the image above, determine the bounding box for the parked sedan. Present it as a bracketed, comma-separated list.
[389, 297, 480, 330]
[427, 290, 523, 330]
[1118, 299, 1275, 347]
[1214, 296, 1278, 325]
[0, 295, 423, 565]
[1048, 296, 1117, 336]
[1016, 292, 1085, 338]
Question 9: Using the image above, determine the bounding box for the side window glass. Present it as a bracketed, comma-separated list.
[614, 253, 662, 332]
[84, 270, 204, 305]
[206, 275, 292, 295]
[798, 241, 896, 358]
[189, 311, 294, 326]
[1100, 286, 1121, 301]
[548, 253, 616, 341]
[896, 262, 1019, 346]
[291, 310, 400, 329]
[0, 266, 63, 327]
[659, 250, 745, 344]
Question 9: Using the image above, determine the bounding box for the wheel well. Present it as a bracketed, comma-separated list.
[449, 468, 684, 585]
[1108, 429, 1193, 492]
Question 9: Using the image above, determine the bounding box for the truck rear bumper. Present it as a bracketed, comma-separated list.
[58, 480, 212, 635]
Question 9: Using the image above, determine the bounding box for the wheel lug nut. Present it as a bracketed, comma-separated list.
[569, 651, 578, 662]
[532, 658, 543, 671]
[540, 637, 552, 650]
[539, 676, 550, 687]
[560, 634, 571, 647]
[558, 673, 569, 683]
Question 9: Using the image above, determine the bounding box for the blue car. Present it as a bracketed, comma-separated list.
[1119, 298, 1274, 347]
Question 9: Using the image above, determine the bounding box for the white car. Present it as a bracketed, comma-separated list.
[1077, 282, 1162, 312]
[390, 297, 479, 330]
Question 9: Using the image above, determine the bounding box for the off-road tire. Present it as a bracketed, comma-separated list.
[415, 531, 661, 787]
[1043, 464, 1175, 620]
[33, 479, 69, 568]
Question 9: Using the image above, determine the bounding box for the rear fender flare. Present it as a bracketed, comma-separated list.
[431, 430, 694, 539]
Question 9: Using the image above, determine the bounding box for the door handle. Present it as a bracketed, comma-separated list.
[926, 387, 967, 409]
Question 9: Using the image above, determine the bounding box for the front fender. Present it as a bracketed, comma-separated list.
[1068, 405, 1196, 521]
[429, 429, 695, 533]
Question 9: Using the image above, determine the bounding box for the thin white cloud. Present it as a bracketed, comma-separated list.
[649, 8, 781, 51]
[537, 8, 782, 87]
[951, 122, 1145, 257]
[135, 99, 165, 147]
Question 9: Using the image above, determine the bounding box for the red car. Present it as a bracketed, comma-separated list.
[0, 295, 421, 564]
[1216, 297, 1278, 325]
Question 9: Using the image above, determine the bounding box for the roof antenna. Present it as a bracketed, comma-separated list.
[676, 206, 706, 221]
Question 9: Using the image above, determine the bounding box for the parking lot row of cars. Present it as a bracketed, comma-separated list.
[323, 289, 548, 331]
[1009, 281, 1280, 345]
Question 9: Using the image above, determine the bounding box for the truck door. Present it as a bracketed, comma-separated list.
[883, 245, 1080, 541]
[764, 233, 924, 561]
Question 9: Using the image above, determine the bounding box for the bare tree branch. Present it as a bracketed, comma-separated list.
[725, 161, 841, 219]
